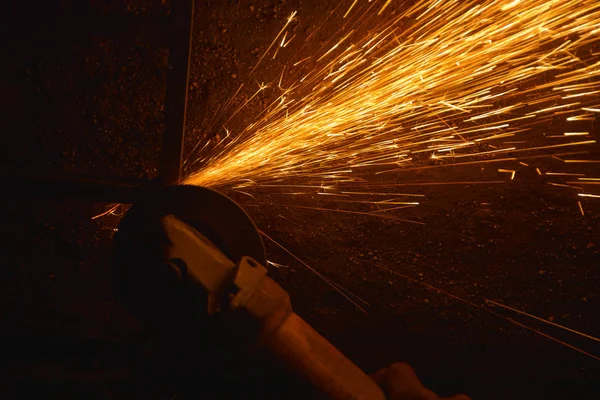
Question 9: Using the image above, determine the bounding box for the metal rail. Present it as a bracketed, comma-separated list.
[160, 0, 195, 185]
[5, 174, 150, 204]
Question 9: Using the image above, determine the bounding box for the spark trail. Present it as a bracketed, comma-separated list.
[186, 0, 599, 196]
[178, 0, 600, 360]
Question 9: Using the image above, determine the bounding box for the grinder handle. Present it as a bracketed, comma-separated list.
[265, 311, 386, 400]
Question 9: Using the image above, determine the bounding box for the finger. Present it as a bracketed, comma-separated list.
[386, 362, 423, 390]
[387, 362, 417, 377]
[369, 367, 389, 384]
[383, 363, 439, 400]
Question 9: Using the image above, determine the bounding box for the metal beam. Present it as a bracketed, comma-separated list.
[159, 0, 195, 185]
[5, 174, 150, 204]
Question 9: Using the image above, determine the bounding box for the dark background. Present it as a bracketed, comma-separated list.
[0, 1, 599, 399]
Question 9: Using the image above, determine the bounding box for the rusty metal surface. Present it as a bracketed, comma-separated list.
[4, 0, 195, 200]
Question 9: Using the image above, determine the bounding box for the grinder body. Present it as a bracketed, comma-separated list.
[113, 185, 385, 400]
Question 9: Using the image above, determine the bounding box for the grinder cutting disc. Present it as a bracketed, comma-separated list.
[114, 184, 265, 265]
[112, 185, 266, 325]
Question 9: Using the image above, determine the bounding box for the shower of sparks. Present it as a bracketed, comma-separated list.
[374, 263, 600, 361]
[485, 299, 600, 343]
[579, 193, 600, 199]
[261, 229, 370, 313]
[578, 200, 585, 215]
[186, 0, 600, 209]
[92, 204, 121, 220]
[176, 0, 600, 359]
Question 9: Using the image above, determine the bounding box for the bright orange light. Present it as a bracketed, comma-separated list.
[186, 0, 599, 196]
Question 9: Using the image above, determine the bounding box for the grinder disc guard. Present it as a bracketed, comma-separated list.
[112, 185, 266, 326]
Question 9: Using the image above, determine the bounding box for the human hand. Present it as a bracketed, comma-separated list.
[371, 362, 470, 400]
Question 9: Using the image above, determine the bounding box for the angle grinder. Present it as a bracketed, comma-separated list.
[112, 185, 384, 400]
